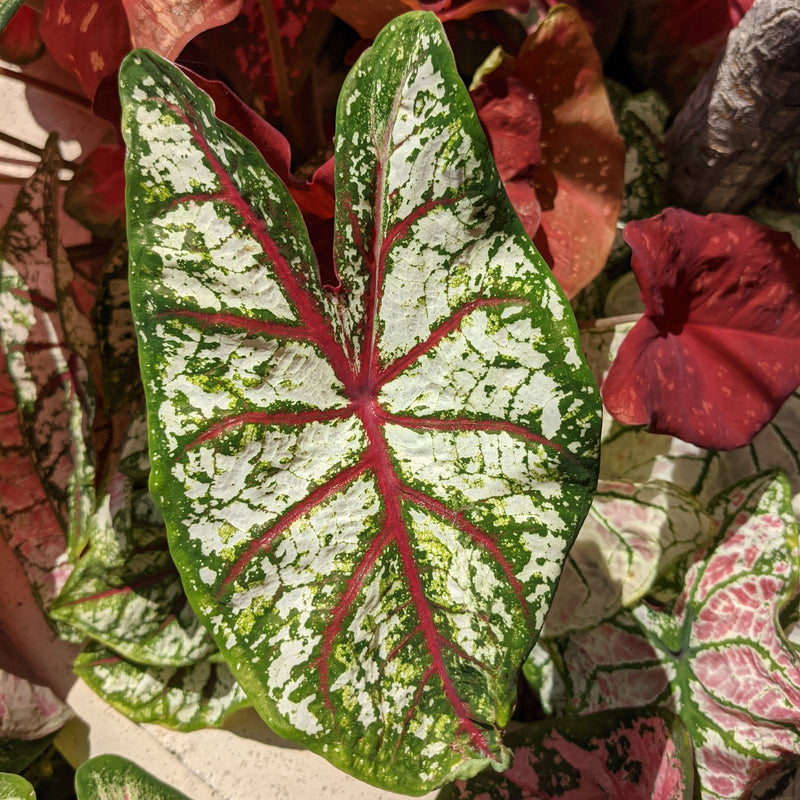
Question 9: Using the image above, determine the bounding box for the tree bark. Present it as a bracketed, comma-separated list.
[665, 0, 800, 214]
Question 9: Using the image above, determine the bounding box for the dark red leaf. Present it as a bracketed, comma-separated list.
[63, 145, 126, 238]
[330, 0, 528, 39]
[540, 0, 629, 59]
[473, 76, 542, 236]
[0, 6, 44, 65]
[602, 209, 800, 450]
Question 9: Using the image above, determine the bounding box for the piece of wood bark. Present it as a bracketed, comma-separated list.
[666, 0, 800, 214]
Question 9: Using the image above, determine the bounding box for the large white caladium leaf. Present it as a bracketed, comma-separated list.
[73, 645, 248, 731]
[551, 472, 800, 800]
[120, 12, 600, 792]
[437, 708, 694, 800]
[75, 754, 190, 800]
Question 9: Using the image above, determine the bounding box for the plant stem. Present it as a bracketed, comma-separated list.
[257, 0, 301, 155]
[0, 66, 91, 110]
[578, 312, 643, 330]
[0, 130, 76, 169]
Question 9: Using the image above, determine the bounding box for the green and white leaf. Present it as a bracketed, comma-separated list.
[521, 641, 566, 716]
[0, 0, 22, 33]
[0, 774, 34, 800]
[74, 646, 248, 731]
[75, 754, 190, 800]
[542, 479, 713, 637]
[121, 11, 600, 793]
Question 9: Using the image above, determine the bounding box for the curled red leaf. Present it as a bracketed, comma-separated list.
[0, 5, 44, 65]
[602, 209, 800, 449]
[64, 145, 127, 238]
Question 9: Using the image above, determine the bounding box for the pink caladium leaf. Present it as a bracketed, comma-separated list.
[120, 0, 242, 61]
[0, 134, 96, 564]
[554, 471, 800, 800]
[472, 5, 625, 299]
[438, 708, 695, 800]
[120, 10, 600, 792]
[330, 0, 528, 39]
[0, 669, 73, 740]
[64, 145, 127, 240]
[0, 5, 43, 64]
[602, 209, 800, 450]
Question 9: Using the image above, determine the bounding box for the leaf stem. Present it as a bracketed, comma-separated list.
[0, 130, 76, 169]
[0, 66, 91, 110]
[257, 0, 301, 157]
[578, 312, 643, 330]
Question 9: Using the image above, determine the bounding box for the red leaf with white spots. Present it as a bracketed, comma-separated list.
[330, 0, 529, 39]
[0, 5, 43, 64]
[40, 0, 132, 99]
[0, 668, 73, 740]
[472, 5, 624, 299]
[602, 209, 800, 450]
[64, 145, 127, 239]
[554, 472, 800, 800]
[438, 708, 694, 800]
[121, 0, 243, 61]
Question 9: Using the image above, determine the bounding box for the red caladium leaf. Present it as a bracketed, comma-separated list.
[0, 5, 43, 64]
[64, 145, 127, 239]
[602, 209, 800, 450]
[120, 10, 600, 791]
[472, 5, 625, 299]
[438, 708, 695, 800]
[330, 0, 528, 39]
[554, 472, 800, 800]
[121, 0, 242, 61]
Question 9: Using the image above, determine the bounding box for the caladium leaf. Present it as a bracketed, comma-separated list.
[0, 134, 95, 563]
[0, 0, 21, 31]
[0, 773, 35, 800]
[74, 646, 249, 731]
[0, 6, 43, 65]
[555, 472, 800, 800]
[121, 0, 242, 61]
[750, 207, 800, 250]
[64, 146, 127, 240]
[542, 480, 713, 638]
[330, 0, 528, 39]
[75, 754, 190, 800]
[0, 670, 72, 741]
[0, 737, 54, 774]
[438, 708, 694, 800]
[120, 10, 600, 792]
[602, 210, 800, 450]
[472, 5, 625, 299]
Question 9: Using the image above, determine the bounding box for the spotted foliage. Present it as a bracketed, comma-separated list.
[75, 754, 190, 800]
[552, 472, 800, 800]
[121, 12, 600, 793]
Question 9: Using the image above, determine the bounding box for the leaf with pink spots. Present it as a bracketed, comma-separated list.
[553, 471, 800, 800]
[437, 708, 694, 800]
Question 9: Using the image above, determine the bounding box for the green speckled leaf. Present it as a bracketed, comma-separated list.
[0, 773, 34, 800]
[75, 754, 189, 800]
[74, 645, 248, 731]
[0, 1, 22, 32]
[542, 479, 713, 637]
[438, 708, 694, 800]
[51, 415, 214, 667]
[121, 11, 600, 793]
[555, 472, 800, 800]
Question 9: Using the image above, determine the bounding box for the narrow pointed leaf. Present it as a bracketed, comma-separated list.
[74, 646, 248, 731]
[0, 774, 34, 800]
[75, 754, 190, 800]
[0, 134, 95, 562]
[121, 11, 599, 792]
[555, 472, 800, 800]
[542, 480, 713, 637]
[438, 708, 694, 800]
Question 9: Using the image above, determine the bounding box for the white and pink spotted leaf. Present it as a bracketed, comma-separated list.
[553, 471, 800, 800]
[437, 708, 694, 800]
[0, 669, 73, 741]
[75, 754, 190, 800]
[120, 11, 600, 793]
